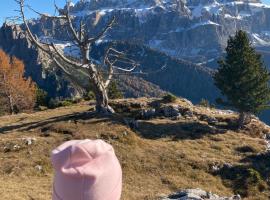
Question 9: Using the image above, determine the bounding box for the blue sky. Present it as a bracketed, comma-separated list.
[0, 0, 270, 25]
[0, 0, 79, 25]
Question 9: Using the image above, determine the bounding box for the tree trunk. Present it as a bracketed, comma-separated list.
[238, 112, 251, 128]
[92, 81, 115, 114]
[7, 95, 15, 115]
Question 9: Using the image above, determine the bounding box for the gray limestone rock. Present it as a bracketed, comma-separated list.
[160, 188, 241, 200]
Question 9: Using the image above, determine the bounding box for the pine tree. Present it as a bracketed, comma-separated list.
[214, 30, 270, 127]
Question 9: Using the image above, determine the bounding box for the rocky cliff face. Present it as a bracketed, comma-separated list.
[66, 0, 270, 66]
[2, 0, 270, 70]
[0, 23, 76, 98]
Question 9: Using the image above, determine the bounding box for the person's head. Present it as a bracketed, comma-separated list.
[51, 139, 122, 200]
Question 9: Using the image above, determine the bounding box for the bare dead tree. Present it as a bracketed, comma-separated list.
[16, 0, 140, 114]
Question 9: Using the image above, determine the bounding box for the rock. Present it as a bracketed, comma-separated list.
[266, 144, 270, 151]
[124, 118, 139, 129]
[183, 110, 194, 118]
[178, 107, 194, 118]
[40, 131, 51, 137]
[223, 163, 233, 169]
[139, 108, 156, 119]
[13, 144, 21, 151]
[22, 137, 37, 146]
[200, 115, 218, 125]
[3, 146, 11, 153]
[35, 165, 43, 172]
[100, 133, 119, 141]
[172, 113, 182, 121]
[160, 188, 241, 200]
[182, 98, 193, 107]
[265, 134, 270, 140]
[211, 164, 221, 172]
[3, 143, 21, 153]
[263, 134, 270, 151]
[162, 105, 181, 118]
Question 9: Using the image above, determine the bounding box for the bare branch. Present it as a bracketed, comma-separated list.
[102, 63, 168, 76]
[53, 0, 64, 15]
[52, 58, 89, 95]
[52, 57, 72, 76]
[50, 43, 83, 68]
[86, 16, 116, 44]
[104, 47, 114, 88]
[64, 0, 82, 45]
[106, 47, 139, 72]
[113, 64, 139, 72]
[16, 0, 51, 54]
[25, 4, 66, 19]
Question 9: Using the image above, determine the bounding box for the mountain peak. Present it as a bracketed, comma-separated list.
[69, 0, 187, 11]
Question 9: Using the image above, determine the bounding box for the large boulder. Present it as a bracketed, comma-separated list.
[264, 133, 270, 151]
[160, 188, 241, 200]
[162, 105, 181, 118]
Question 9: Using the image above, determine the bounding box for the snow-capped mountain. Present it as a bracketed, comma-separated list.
[12, 0, 269, 67]
[55, 0, 270, 66]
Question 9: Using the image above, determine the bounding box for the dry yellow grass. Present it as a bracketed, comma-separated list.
[0, 98, 269, 200]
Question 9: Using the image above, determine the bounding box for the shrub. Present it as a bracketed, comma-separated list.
[47, 98, 78, 109]
[35, 88, 48, 107]
[48, 99, 60, 109]
[108, 81, 123, 99]
[199, 99, 210, 107]
[84, 81, 123, 101]
[162, 93, 177, 103]
[217, 165, 267, 197]
[59, 100, 73, 107]
[84, 91, 96, 101]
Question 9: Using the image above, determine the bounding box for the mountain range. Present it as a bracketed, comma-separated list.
[1, 0, 270, 122]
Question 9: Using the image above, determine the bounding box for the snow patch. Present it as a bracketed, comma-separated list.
[252, 33, 270, 46]
[190, 1, 270, 18]
[40, 36, 81, 58]
[189, 20, 220, 30]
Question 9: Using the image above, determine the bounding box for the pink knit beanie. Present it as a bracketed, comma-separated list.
[51, 139, 122, 200]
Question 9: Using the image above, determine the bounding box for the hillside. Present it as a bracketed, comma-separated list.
[0, 24, 216, 103]
[0, 97, 269, 200]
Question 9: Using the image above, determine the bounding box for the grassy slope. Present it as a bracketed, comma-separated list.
[0, 99, 269, 200]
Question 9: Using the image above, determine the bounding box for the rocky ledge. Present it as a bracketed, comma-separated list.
[160, 188, 241, 200]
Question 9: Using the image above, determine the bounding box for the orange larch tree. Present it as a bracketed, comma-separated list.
[0, 50, 36, 114]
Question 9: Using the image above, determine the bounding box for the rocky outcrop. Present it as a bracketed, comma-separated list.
[160, 188, 241, 200]
[264, 132, 270, 151]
